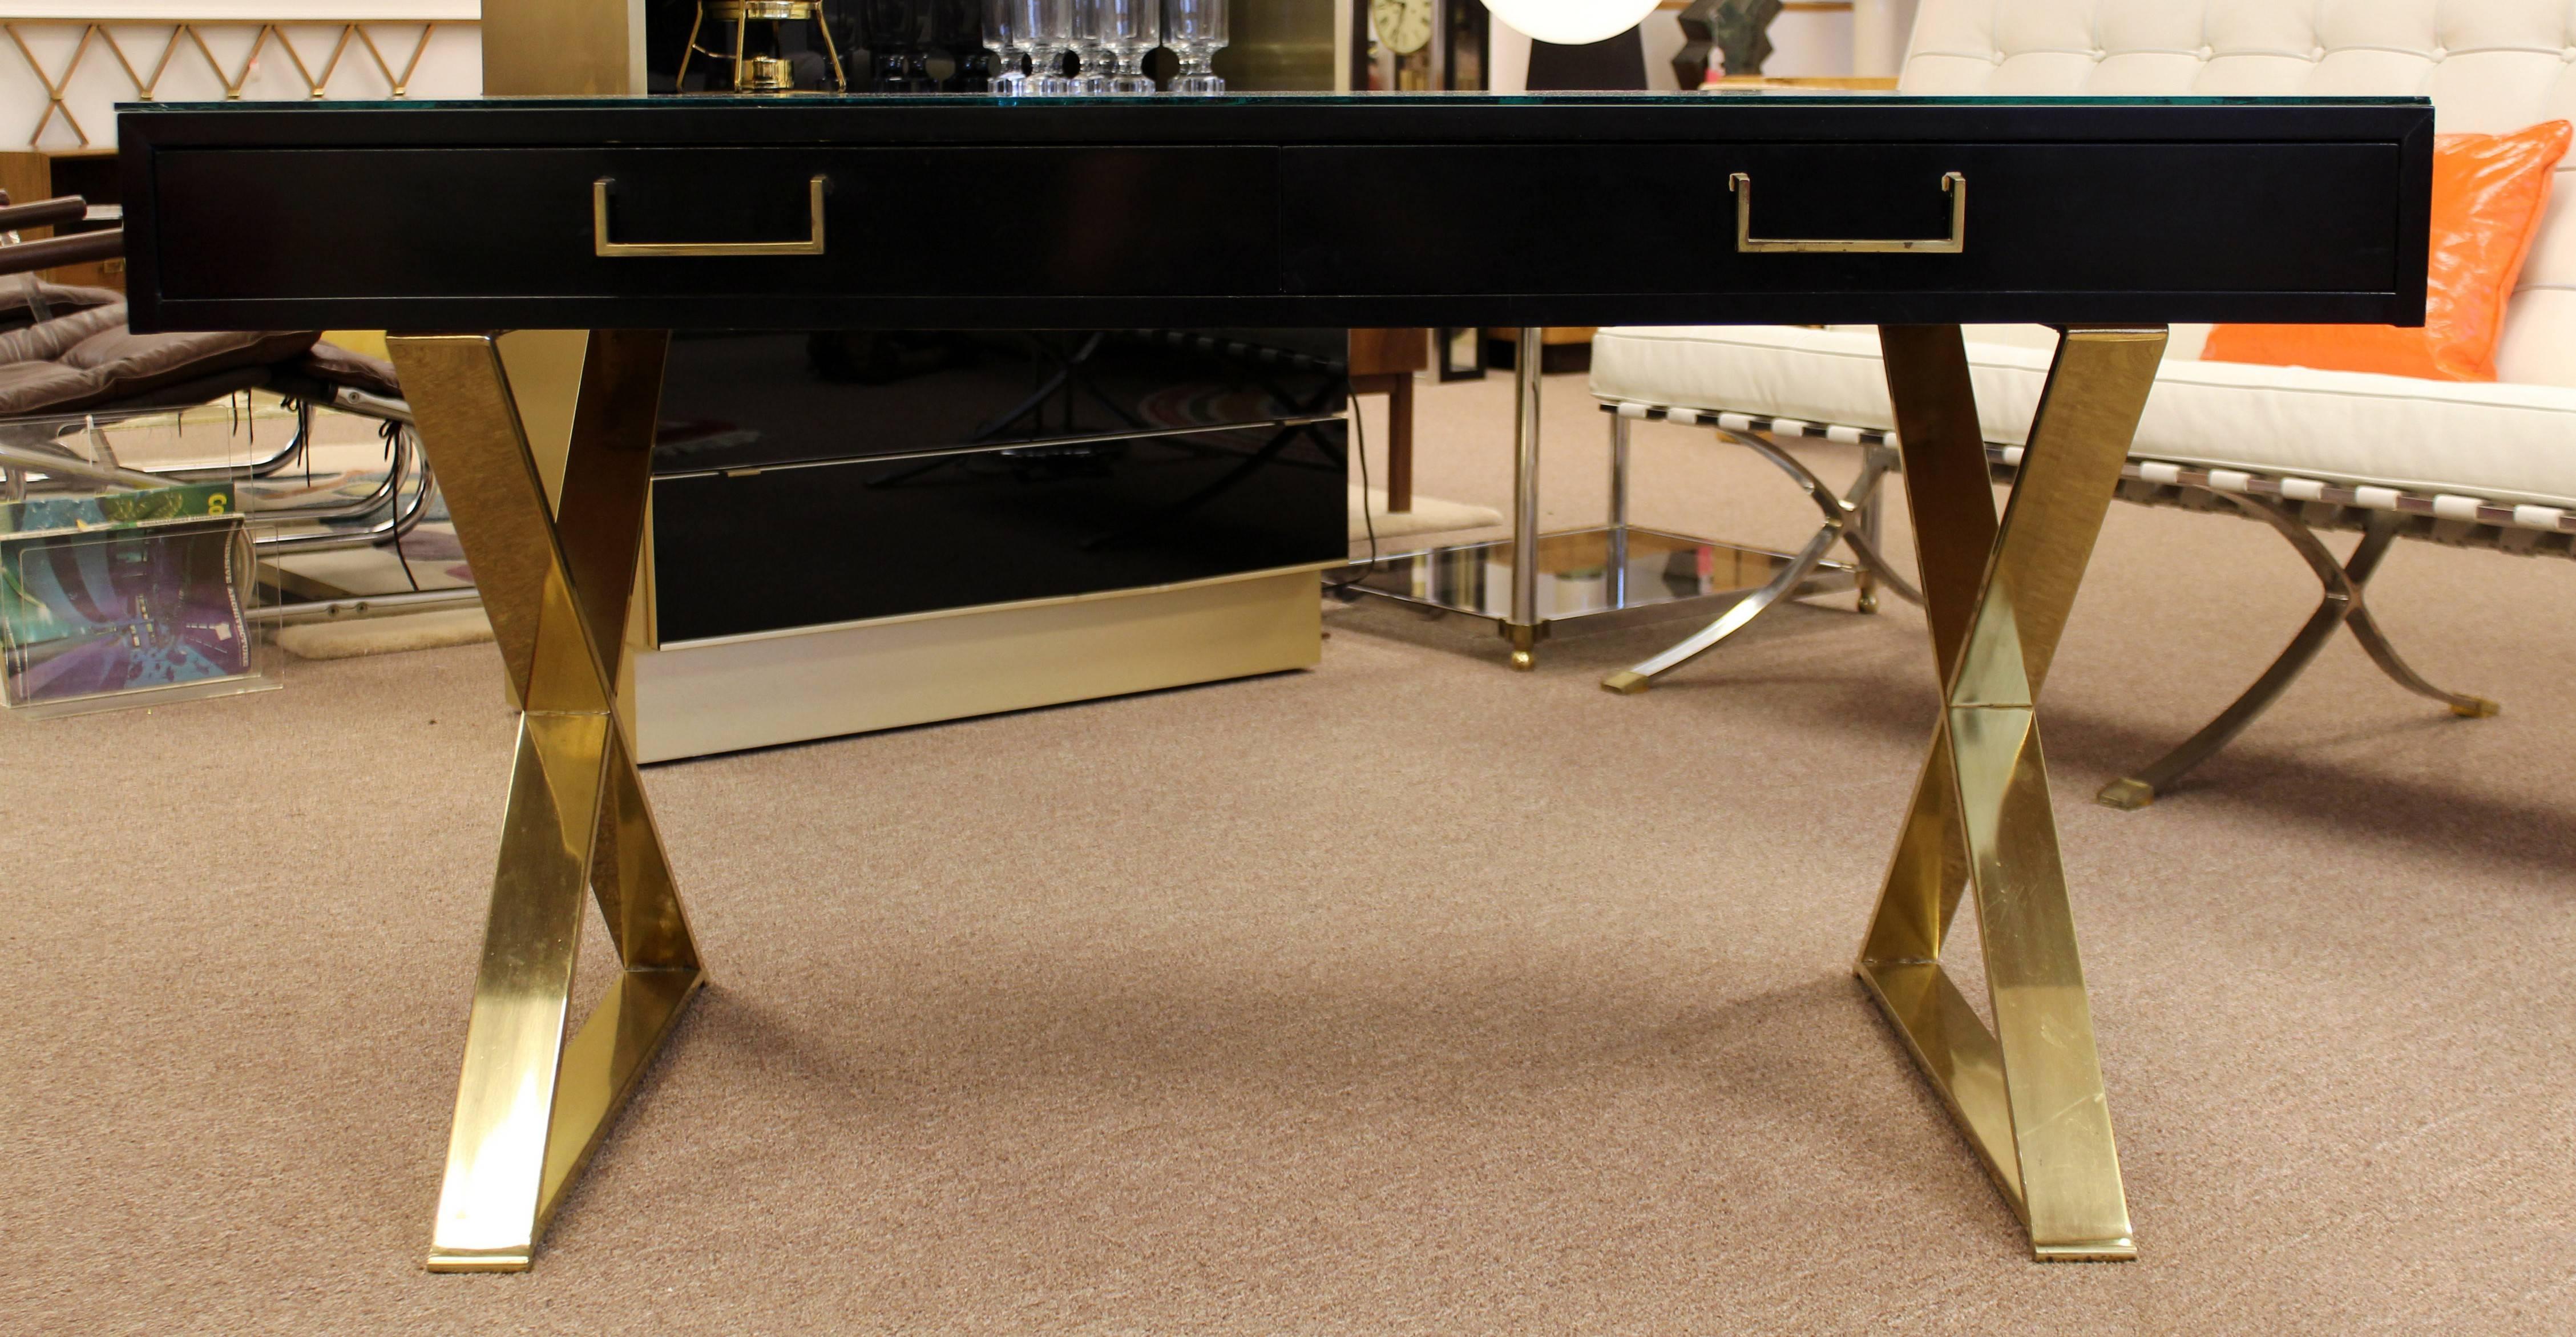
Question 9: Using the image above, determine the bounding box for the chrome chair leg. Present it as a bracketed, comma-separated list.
[1855, 467, 1883, 615]
[1601, 435, 1917, 694]
[2336, 521, 2497, 717]
[1769, 439, 1922, 609]
[1607, 409, 1630, 609]
[1602, 519, 1843, 692]
[1505, 326, 1543, 670]
[2097, 502, 2497, 810]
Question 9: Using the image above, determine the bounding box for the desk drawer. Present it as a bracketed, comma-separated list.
[652, 419, 1346, 641]
[121, 96, 2428, 330]
[150, 145, 1276, 302]
[1279, 141, 2405, 298]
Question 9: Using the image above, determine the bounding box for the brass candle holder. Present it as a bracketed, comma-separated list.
[678, 1, 850, 94]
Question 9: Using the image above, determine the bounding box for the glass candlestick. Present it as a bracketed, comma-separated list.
[983, 0, 1028, 92]
[1071, 0, 1109, 92]
[1023, 0, 1075, 94]
[1098, 0, 1157, 92]
[1164, 0, 1226, 94]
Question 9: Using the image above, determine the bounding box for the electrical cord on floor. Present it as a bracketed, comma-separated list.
[1323, 393, 1382, 599]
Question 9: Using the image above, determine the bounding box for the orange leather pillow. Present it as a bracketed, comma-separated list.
[2203, 119, 2573, 382]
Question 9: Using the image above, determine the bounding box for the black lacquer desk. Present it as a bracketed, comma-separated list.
[119, 92, 2432, 1270]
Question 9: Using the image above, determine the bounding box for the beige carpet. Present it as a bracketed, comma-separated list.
[7, 371, 2574, 1335]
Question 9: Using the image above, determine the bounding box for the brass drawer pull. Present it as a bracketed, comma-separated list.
[1731, 171, 1965, 254]
[592, 175, 828, 257]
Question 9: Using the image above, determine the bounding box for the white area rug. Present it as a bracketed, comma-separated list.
[277, 608, 494, 660]
[1349, 486, 1504, 542]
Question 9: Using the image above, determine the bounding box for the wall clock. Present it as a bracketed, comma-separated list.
[1372, 0, 1435, 56]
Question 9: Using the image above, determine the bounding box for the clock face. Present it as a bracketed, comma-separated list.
[1373, 0, 1435, 56]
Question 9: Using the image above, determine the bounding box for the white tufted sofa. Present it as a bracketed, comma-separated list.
[1590, 0, 2576, 804]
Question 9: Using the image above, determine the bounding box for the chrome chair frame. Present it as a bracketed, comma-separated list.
[0, 389, 434, 555]
[1594, 403, 1924, 693]
[2059, 451, 2515, 808]
[1592, 374, 2535, 806]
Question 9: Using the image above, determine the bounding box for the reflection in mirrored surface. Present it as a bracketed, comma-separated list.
[648, 327, 1347, 641]
[653, 328, 1345, 474]
[1345, 526, 1856, 630]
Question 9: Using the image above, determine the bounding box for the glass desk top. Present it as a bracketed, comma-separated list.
[129, 90, 2430, 112]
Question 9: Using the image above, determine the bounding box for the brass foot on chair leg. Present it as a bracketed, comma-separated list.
[2096, 777, 2156, 810]
[1602, 670, 1650, 694]
[2451, 696, 2501, 718]
[1858, 591, 1880, 615]
[1505, 623, 1539, 672]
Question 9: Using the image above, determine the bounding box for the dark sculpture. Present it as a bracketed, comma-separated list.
[1672, 0, 1783, 87]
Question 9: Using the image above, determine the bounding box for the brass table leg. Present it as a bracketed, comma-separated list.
[387, 330, 705, 1274]
[1859, 324, 2167, 1261]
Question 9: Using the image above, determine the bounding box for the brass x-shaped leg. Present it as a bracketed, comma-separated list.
[1860, 324, 2167, 1261]
[386, 330, 704, 1274]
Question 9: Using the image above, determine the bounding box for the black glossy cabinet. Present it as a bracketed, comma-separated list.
[648, 328, 1347, 642]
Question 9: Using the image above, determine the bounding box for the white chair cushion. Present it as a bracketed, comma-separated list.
[1592, 324, 2576, 511]
[1897, 0, 2576, 388]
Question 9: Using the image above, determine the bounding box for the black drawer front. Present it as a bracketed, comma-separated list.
[1278, 142, 2404, 298]
[151, 145, 1275, 301]
[651, 419, 1346, 642]
[121, 96, 2430, 330]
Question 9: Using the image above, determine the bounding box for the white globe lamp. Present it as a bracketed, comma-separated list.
[1482, 0, 1661, 46]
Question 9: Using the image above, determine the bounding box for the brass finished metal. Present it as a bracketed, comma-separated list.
[387, 332, 705, 1274]
[593, 176, 829, 257]
[676, 0, 849, 95]
[482, 0, 644, 98]
[711, 0, 823, 17]
[1732, 171, 1966, 254]
[385, 317, 2165, 1271]
[736, 55, 797, 92]
[1860, 324, 2166, 1261]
